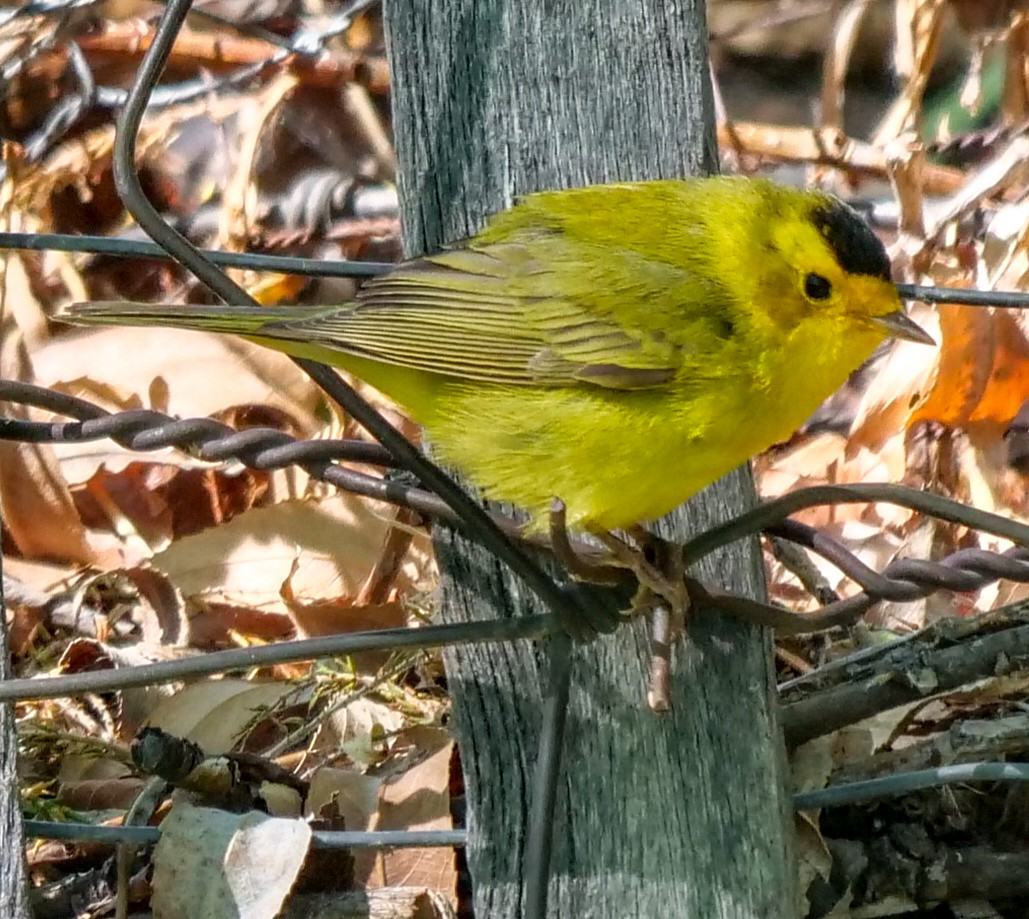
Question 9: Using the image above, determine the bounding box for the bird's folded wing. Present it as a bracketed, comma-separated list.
[278, 245, 691, 390]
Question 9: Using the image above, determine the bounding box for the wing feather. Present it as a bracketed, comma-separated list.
[271, 228, 732, 390]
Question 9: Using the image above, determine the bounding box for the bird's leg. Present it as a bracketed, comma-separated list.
[594, 528, 691, 713]
[547, 498, 625, 586]
[549, 511, 690, 711]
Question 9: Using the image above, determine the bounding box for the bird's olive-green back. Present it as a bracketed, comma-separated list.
[269, 178, 781, 391]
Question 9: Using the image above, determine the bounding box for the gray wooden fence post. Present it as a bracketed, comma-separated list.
[383, 2, 796, 915]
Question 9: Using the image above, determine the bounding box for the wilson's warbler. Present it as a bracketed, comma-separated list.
[64, 177, 932, 532]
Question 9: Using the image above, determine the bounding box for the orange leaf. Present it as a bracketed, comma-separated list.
[909, 304, 996, 427]
[968, 310, 1029, 427]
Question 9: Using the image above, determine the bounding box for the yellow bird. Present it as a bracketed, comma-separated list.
[63, 176, 932, 533]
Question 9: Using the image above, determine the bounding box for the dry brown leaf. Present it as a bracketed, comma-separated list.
[58, 752, 135, 786]
[151, 492, 433, 616]
[118, 565, 192, 649]
[145, 679, 307, 754]
[36, 325, 325, 430]
[56, 776, 147, 811]
[792, 733, 838, 795]
[306, 766, 382, 830]
[988, 577, 1029, 611]
[285, 591, 409, 674]
[324, 696, 405, 768]
[796, 811, 836, 917]
[1, 237, 49, 347]
[0, 438, 97, 564]
[287, 597, 407, 639]
[1, 555, 78, 596]
[71, 461, 276, 567]
[0, 244, 94, 563]
[79, 464, 178, 559]
[848, 303, 1029, 442]
[965, 311, 1029, 428]
[358, 725, 456, 900]
[185, 599, 296, 650]
[909, 304, 997, 427]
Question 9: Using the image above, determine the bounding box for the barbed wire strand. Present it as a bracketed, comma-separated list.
[10, 379, 1029, 638]
[10, 378, 1029, 641]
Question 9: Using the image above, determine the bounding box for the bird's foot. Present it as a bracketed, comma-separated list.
[595, 528, 690, 625]
[595, 527, 692, 714]
[546, 502, 693, 710]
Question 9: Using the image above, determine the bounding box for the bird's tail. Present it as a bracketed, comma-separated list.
[60, 301, 342, 337]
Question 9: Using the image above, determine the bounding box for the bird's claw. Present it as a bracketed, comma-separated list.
[546, 502, 693, 710]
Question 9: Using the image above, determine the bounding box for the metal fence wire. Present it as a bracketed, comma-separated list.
[9, 1, 1029, 917]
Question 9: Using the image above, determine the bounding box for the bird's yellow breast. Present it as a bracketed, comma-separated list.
[417, 310, 885, 531]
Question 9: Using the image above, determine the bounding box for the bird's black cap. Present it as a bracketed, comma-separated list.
[812, 199, 892, 282]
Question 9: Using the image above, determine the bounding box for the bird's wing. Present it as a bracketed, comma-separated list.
[275, 241, 732, 390]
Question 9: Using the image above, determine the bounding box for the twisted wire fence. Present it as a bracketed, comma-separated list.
[6, 0, 1029, 916]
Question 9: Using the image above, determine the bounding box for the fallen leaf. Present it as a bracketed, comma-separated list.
[151, 492, 432, 616]
[0, 254, 94, 564]
[306, 766, 382, 830]
[151, 802, 311, 919]
[357, 726, 456, 902]
[145, 679, 307, 754]
[36, 326, 324, 427]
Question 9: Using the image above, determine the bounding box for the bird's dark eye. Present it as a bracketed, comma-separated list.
[804, 273, 832, 301]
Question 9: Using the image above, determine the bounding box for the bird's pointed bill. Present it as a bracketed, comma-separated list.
[874, 310, 935, 345]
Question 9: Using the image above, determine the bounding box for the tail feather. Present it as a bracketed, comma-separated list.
[61, 301, 341, 338]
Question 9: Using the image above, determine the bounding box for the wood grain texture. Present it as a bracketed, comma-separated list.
[383, 1, 795, 915]
[0, 555, 30, 916]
